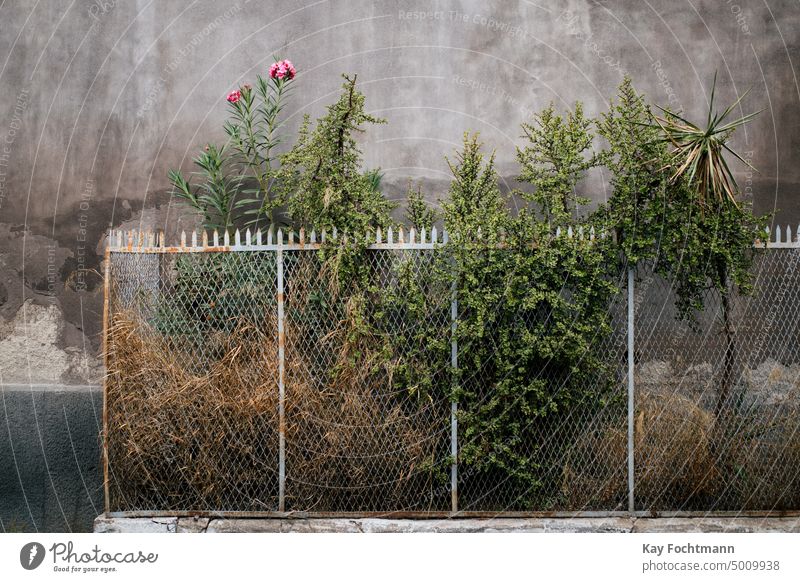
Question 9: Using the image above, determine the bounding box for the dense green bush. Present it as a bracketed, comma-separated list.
[443, 133, 619, 506]
[596, 77, 766, 420]
[595, 78, 766, 322]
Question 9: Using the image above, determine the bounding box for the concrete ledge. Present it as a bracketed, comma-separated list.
[93, 515, 800, 533]
[94, 517, 177, 533]
[631, 517, 800, 533]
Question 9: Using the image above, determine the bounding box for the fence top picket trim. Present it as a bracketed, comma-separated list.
[107, 227, 449, 252]
[105, 225, 800, 252]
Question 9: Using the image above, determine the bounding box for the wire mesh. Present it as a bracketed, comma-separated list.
[634, 249, 800, 512]
[282, 248, 452, 512]
[104, 233, 800, 515]
[106, 251, 280, 512]
[455, 255, 629, 512]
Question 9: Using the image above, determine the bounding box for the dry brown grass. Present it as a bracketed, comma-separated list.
[728, 410, 800, 510]
[106, 293, 447, 512]
[282, 264, 448, 511]
[106, 310, 281, 511]
[563, 392, 722, 510]
[563, 389, 800, 511]
[634, 391, 723, 508]
[561, 415, 628, 510]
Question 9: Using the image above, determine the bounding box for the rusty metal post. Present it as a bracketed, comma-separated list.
[277, 235, 286, 512]
[101, 241, 111, 514]
[627, 266, 635, 514]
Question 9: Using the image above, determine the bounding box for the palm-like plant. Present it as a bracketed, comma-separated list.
[652, 75, 764, 421]
[652, 74, 761, 208]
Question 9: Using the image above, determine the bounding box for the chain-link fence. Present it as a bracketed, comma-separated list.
[633, 247, 800, 512]
[103, 229, 800, 516]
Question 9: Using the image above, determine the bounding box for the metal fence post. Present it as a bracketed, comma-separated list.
[277, 235, 286, 512]
[448, 232, 458, 514]
[627, 266, 635, 514]
[102, 243, 111, 514]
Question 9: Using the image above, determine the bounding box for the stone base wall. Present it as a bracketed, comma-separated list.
[94, 516, 800, 534]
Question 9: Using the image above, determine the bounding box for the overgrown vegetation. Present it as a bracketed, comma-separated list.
[107, 66, 779, 512]
[281, 74, 394, 235]
[405, 183, 439, 231]
[596, 77, 766, 421]
[441, 131, 619, 507]
[517, 102, 600, 225]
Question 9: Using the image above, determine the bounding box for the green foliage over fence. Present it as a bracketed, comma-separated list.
[137, 65, 773, 510]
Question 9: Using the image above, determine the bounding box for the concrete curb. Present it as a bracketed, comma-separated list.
[93, 515, 800, 533]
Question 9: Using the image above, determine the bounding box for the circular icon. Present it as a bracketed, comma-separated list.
[20, 542, 46, 570]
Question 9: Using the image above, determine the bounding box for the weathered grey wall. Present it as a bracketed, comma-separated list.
[1, 0, 798, 531]
[0, 385, 102, 532]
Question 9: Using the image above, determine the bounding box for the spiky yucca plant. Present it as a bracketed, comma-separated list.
[652, 74, 761, 208]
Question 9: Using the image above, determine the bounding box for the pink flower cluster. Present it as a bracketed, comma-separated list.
[269, 60, 296, 80]
[225, 60, 295, 103]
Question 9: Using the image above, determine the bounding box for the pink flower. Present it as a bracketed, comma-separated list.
[269, 59, 296, 80]
[226, 90, 242, 104]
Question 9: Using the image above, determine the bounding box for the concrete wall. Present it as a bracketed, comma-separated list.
[0, 385, 102, 532]
[1, 0, 799, 531]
